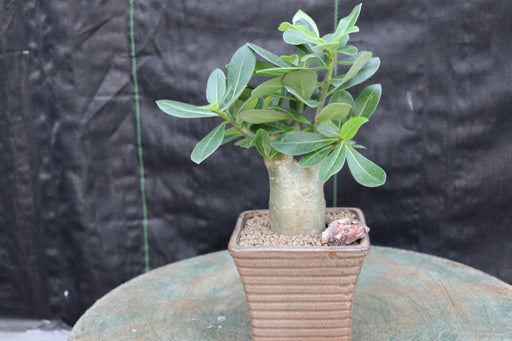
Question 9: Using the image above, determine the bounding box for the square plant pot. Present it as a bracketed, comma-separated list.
[228, 207, 370, 341]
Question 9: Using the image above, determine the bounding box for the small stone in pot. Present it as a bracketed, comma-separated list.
[322, 218, 370, 246]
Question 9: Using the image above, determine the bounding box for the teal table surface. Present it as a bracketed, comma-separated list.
[69, 246, 512, 340]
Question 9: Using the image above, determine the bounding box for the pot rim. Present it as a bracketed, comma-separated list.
[228, 207, 370, 254]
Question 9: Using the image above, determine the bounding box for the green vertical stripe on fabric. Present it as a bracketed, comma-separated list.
[129, 0, 150, 272]
[334, 0, 339, 31]
[333, 0, 340, 208]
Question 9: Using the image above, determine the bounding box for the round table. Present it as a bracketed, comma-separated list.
[69, 246, 512, 340]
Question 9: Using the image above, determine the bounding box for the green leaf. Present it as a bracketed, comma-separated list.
[251, 77, 283, 97]
[346, 145, 386, 187]
[337, 45, 358, 55]
[316, 121, 341, 138]
[272, 131, 335, 155]
[235, 136, 256, 148]
[238, 85, 255, 101]
[329, 89, 354, 106]
[335, 57, 380, 91]
[316, 103, 352, 123]
[335, 35, 350, 48]
[300, 50, 327, 67]
[236, 96, 259, 117]
[283, 70, 317, 98]
[292, 10, 320, 36]
[286, 109, 311, 124]
[283, 30, 320, 45]
[222, 45, 256, 110]
[269, 150, 283, 160]
[337, 50, 364, 65]
[255, 60, 276, 72]
[280, 54, 299, 65]
[340, 117, 368, 140]
[352, 84, 382, 119]
[337, 51, 372, 87]
[315, 35, 349, 51]
[314, 41, 340, 51]
[222, 127, 242, 145]
[191, 122, 227, 164]
[255, 129, 272, 158]
[283, 23, 321, 42]
[156, 100, 217, 118]
[299, 145, 333, 167]
[322, 32, 334, 42]
[206, 68, 226, 104]
[247, 43, 293, 68]
[263, 96, 274, 108]
[278, 22, 295, 32]
[256, 66, 319, 76]
[239, 109, 290, 124]
[235, 93, 261, 119]
[301, 53, 323, 64]
[285, 86, 319, 108]
[345, 26, 360, 35]
[319, 143, 347, 182]
[250, 122, 292, 134]
[201, 102, 219, 111]
[333, 4, 362, 41]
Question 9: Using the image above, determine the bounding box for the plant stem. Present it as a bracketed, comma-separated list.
[312, 54, 336, 128]
[239, 126, 255, 138]
[265, 156, 326, 235]
[217, 111, 255, 139]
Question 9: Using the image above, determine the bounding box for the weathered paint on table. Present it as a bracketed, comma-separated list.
[68, 247, 512, 340]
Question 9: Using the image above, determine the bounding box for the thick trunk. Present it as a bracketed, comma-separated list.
[264, 155, 326, 235]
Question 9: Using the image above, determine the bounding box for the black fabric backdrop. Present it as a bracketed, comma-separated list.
[1, 0, 511, 324]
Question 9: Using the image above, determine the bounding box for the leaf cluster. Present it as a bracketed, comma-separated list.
[156, 4, 385, 186]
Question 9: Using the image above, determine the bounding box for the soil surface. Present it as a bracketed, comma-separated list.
[239, 210, 358, 247]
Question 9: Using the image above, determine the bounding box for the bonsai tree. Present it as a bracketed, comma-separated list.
[157, 4, 385, 236]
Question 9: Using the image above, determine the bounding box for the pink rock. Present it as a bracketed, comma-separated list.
[322, 218, 370, 246]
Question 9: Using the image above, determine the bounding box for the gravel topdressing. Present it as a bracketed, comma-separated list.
[238, 209, 358, 247]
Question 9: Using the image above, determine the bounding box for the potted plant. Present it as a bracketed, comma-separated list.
[156, 4, 385, 340]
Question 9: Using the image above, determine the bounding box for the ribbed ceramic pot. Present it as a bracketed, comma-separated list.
[228, 208, 370, 341]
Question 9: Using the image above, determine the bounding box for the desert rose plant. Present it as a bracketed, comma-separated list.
[157, 4, 385, 236]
